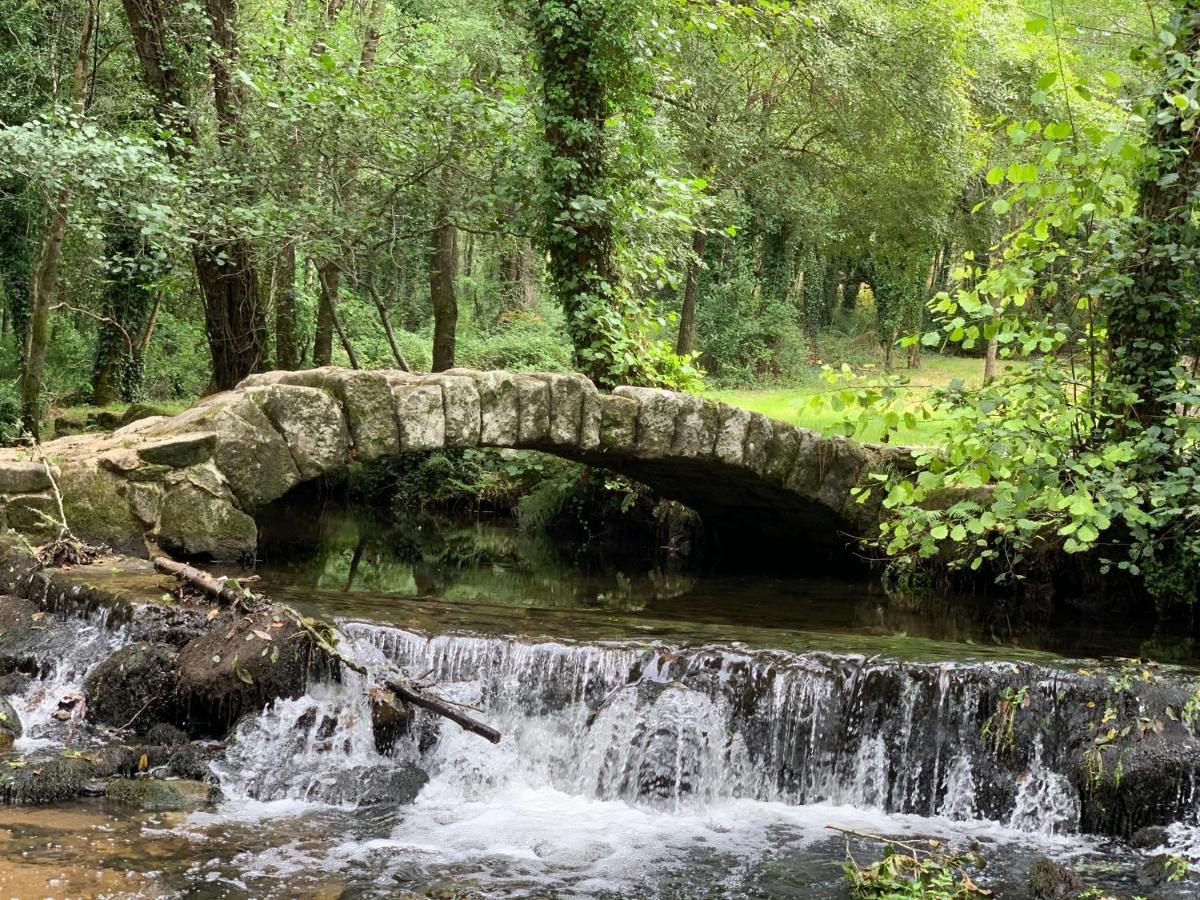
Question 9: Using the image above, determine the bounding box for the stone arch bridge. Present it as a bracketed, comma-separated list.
[0, 369, 900, 563]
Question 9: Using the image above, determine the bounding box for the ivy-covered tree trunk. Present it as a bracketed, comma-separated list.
[530, 0, 628, 386]
[675, 228, 707, 356]
[93, 225, 157, 405]
[20, 0, 95, 437]
[759, 224, 796, 308]
[274, 245, 300, 370]
[1108, 1, 1200, 423]
[0, 192, 31, 360]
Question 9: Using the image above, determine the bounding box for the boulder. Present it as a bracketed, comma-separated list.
[105, 777, 217, 812]
[157, 477, 258, 561]
[370, 688, 413, 756]
[1131, 824, 1169, 850]
[176, 609, 314, 734]
[1027, 858, 1086, 900]
[1, 756, 93, 804]
[248, 385, 349, 479]
[314, 763, 428, 806]
[0, 461, 51, 493]
[0, 697, 21, 751]
[85, 642, 181, 733]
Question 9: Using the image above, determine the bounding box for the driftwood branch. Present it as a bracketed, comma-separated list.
[153, 555, 502, 744]
[153, 557, 249, 607]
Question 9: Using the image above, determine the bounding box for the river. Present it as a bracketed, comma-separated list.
[2, 505, 1197, 897]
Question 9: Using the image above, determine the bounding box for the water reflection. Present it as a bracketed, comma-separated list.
[253, 503, 1185, 665]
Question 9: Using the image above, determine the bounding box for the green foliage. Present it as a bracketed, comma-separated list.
[842, 835, 990, 899]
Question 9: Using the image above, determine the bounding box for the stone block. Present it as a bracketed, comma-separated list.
[614, 386, 677, 457]
[136, 432, 217, 468]
[247, 385, 349, 480]
[394, 382, 445, 451]
[0, 461, 50, 494]
[514, 375, 551, 445]
[714, 403, 751, 465]
[598, 395, 638, 450]
[429, 375, 482, 447]
[473, 371, 521, 447]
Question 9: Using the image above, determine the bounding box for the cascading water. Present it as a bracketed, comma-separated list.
[306, 623, 1088, 831]
[201, 621, 1182, 896]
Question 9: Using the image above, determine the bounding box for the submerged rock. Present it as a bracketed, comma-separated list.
[1, 757, 94, 804]
[1130, 824, 1169, 850]
[315, 763, 429, 806]
[105, 777, 217, 812]
[1027, 858, 1086, 900]
[85, 641, 181, 733]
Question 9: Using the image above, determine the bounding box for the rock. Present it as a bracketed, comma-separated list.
[176, 609, 314, 735]
[1, 757, 93, 804]
[0, 672, 29, 696]
[118, 402, 172, 427]
[394, 382, 446, 451]
[0, 697, 22, 749]
[248, 385, 349, 479]
[514, 375, 551, 444]
[1131, 824, 1169, 850]
[434, 375, 482, 447]
[144, 723, 189, 747]
[157, 477, 258, 561]
[471, 371, 520, 446]
[1027, 858, 1086, 900]
[598, 395, 638, 450]
[370, 688, 413, 756]
[136, 432, 218, 468]
[105, 777, 217, 812]
[1140, 853, 1189, 886]
[0, 461, 51, 493]
[85, 642, 181, 733]
[315, 763, 428, 806]
[613, 386, 677, 456]
[166, 743, 213, 781]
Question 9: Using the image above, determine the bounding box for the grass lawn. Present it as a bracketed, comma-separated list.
[707, 355, 1019, 444]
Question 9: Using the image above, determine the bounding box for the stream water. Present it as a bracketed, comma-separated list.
[3, 505, 1200, 897]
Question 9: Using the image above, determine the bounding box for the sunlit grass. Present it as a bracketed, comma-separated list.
[707, 355, 1021, 444]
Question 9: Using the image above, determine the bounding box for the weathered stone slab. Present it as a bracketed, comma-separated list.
[763, 424, 801, 484]
[327, 371, 399, 460]
[514, 375, 551, 445]
[394, 382, 446, 451]
[534, 373, 596, 447]
[742, 413, 774, 477]
[0, 461, 51, 493]
[613, 386, 677, 457]
[714, 403, 751, 465]
[670, 395, 719, 459]
[598, 395, 638, 450]
[248, 385, 349, 480]
[472, 371, 521, 447]
[427, 375, 481, 448]
[136, 432, 217, 469]
[785, 428, 825, 495]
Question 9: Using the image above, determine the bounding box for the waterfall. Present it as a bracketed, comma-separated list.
[214, 621, 1123, 837]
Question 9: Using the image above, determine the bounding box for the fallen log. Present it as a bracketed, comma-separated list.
[153, 555, 502, 744]
[153, 557, 249, 607]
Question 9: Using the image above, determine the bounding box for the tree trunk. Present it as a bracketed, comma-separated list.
[274, 244, 300, 370]
[675, 228, 707, 356]
[93, 225, 156, 405]
[314, 262, 339, 367]
[363, 277, 410, 371]
[121, 0, 266, 391]
[195, 242, 266, 389]
[429, 214, 458, 373]
[499, 236, 539, 318]
[20, 1, 95, 437]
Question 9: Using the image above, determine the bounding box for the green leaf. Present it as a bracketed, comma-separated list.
[1100, 70, 1122, 89]
[985, 166, 1005, 185]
